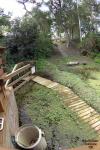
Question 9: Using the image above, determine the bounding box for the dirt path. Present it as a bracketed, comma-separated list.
[57, 43, 80, 56]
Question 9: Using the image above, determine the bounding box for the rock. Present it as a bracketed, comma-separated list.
[67, 61, 79, 66]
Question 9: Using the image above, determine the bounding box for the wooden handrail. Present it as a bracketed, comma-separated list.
[5, 64, 18, 88]
[4, 64, 31, 81]
[14, 80, 28, 92]
[4, 61, 35, 91]
[8, 71, 31, 87]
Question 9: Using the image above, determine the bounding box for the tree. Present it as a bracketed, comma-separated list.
[79, 0, 100, 34]
[49, 0, 64, 35]
[48, 0, 80, 46]
[0, 8, 10, 46]
[0, 8, 10, 26]
[48, 0, 100, 45]
[6, 8, 53, 63]
[17, 0, 44, 13]
[31, 8, 53, 58]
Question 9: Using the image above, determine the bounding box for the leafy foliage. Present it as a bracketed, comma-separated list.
[48, 0, 100, 44]
[94, 53, 100, 64]
[16, 0, 100, 50]
[79, 32, 100, 52]
[16, 82, 98, 149]
[6, 9, 53, 63]
[0, 8, 10, 27]
[0, 8, 10, 46]
[49, 0, 79, 40]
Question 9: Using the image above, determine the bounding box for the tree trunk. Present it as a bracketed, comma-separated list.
[65, 30, 70, 48]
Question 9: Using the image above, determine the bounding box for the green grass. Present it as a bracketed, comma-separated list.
[87, 72, 100, 94]
[16, 82, 98, 149]
[94, 57, 100, 64]
[36, 58, 100, 113]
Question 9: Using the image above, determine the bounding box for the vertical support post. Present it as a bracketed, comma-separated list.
[0, 47, 6, 112]
[76, 0, 82, 42]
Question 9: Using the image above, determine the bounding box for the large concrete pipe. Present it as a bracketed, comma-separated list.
[15, 125, 47, 150]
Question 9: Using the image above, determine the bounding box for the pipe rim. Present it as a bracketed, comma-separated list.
[15, 125, 42, 149]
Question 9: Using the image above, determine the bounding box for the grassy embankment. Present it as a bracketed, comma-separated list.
[36, 56, 100, 112]
[16, 82, 98, 149]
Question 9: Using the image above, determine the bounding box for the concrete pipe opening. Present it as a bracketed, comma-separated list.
[15, 125, 47, 150]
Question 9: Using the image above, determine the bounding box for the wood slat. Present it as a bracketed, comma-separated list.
[65, 99, 81, 105]
[32, 75, 100, 136]
[89, 118, 100, 124]
[78, 107, 93, 114]
[85, 115, 100, 123]
[5, 64, 18, 88]
[73, 105, 89, 112]
[8, 71, 31, 87]
[91, 121, 100, 128]
[70, 103, 88, 110]
[94, 125, 100, 131]
[14, 80, 27, 92]
[69, 101, 85, 107]
[47, 82, 59, 88]
[4, 64, 31, 81]
[78, 109, 94, 117]
[81, 112, 97, 120]
[69, 100, 82, 105]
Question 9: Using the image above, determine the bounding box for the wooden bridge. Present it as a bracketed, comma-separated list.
[0, 61, 100, 150]
[32, 76, 100, 135]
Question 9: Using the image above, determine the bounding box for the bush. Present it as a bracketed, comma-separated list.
[35, 32, 53, 58]
[94, 53, 100, 64]
[6, 10, 53, 63]
[79, 33, 100, 52]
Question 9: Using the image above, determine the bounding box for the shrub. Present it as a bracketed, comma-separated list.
[79, 33, 100, 52]
[6, 10, 53, 63]
[94, 54, 100, 64]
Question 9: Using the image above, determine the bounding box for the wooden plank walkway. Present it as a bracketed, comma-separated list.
[32, 76, 100, 136]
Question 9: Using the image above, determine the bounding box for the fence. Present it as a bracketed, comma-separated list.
[5, 61, 35, 91]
